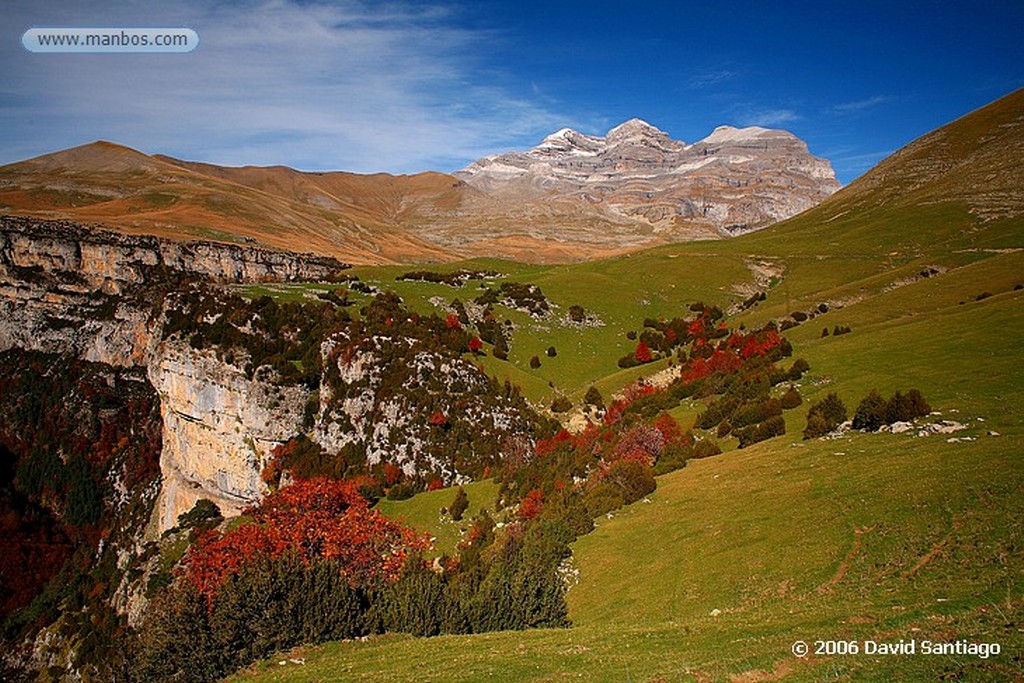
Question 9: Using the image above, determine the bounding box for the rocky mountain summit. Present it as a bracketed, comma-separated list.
[0, 121, 839, 264]
[456, 119, 840, 236]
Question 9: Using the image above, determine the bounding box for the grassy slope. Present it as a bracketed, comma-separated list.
[232, 267, 1023, 683]
[230, 91, 1024, 681]
[374, 480, 500, 557]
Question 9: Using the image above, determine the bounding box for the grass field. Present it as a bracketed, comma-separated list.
[374, 480, 501, 557]
[226, 93, 1024, 680]
[228, 230, 1023, 682]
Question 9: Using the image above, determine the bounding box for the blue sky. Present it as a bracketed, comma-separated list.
[1, 1, 1021, 184]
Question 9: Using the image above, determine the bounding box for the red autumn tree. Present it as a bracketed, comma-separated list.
[445, 313, 462, 330]
[518, 488, 545, 520]
[468, 336, 483, 353]
[383, 463, 403, 485]
[654, 412, 683, 444]
[181, 477, 428, 603]
[635, 341, 653, 363]
[614, 423, 665, 466]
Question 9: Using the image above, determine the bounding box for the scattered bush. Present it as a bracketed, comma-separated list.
[803, 393, 847, 439]
[449, 487, 469, 522]
[852, 389, 888, 432]
[529, 355, 541, 369]
[546, 346, 557, 358]
[584, 386, 604, 409]
[550, 397, 572, 413]
[691, 439, 722, 459]
[853, 388, 931, 431]
[780, 386, 803, 409]
[735, 415, 786, 448]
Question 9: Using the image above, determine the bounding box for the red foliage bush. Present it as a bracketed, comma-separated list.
[534, 429, 574, 458]
[182, 478, 428, 603]
[634, 341, 653, 363]
[383, 463, 403, 485]
[613, 424, 665, 466]
[653, 413, 683, 444]
[518, 488, 545, 520]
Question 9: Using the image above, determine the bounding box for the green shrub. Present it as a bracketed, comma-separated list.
[885, 389, 931, 424]
[692, 439, 722, 459]
[787, 358, 811, 380]
[449, 487, 469, 522]
[780, 386, 803, 409]
[853, 388, 931, 431]
[695, 397, 739, 430]
[735, 415, 786, 448]
[132, 556, 366, 683]
[387, 481, 417, 501]
[550, 397, 572, 413]
[803, 393, 847, 439]
[852, 389, 888, 431]
[370, 556, 454, 637]
[583, 483, 626, 517]
[604, 460, 655, 505]
[176, 499, 223, 532]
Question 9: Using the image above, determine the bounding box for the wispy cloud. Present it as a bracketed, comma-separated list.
[688, 69, 738, 89]
[830, 95, 891, 113]
[0, 0, 568, 172]
[735, 108, 801, 127]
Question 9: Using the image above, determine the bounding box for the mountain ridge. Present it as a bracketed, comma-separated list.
[0, 118, 839, 264]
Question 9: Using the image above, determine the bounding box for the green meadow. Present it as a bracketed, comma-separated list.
[229, 220, 1023, 682]
[229, 93, 1023, 681]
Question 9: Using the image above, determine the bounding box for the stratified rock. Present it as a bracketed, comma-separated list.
[456, 119, 840, 237]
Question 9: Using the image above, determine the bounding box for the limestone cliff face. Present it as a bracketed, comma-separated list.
[0, 216, 348, 532]
[147, 339, 310, 529]
[0, 215, 346, 367]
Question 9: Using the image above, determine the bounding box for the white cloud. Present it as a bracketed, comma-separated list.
[831, 95, 891, 113]
[736, 108, 800, 127]
[687, 69, 738, 89]
[0, 0, 569, 172]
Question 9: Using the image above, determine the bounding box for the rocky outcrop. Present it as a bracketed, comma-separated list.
[0, 216, 350, 532]
[0, 215, 348, 367]
[314, 332, 538, 485]
[1, 215, 345, 288]
[456, 119, 840, 236]
[147, 339, 311, 529]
